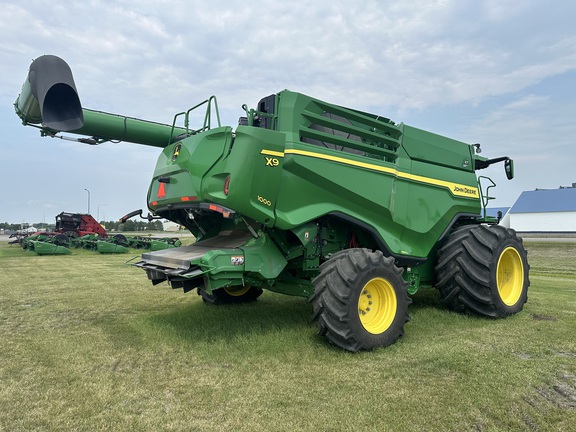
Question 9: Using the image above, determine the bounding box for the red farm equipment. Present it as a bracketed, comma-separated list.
[54, 212, 107, 238]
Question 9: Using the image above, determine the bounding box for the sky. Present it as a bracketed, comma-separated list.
[1, 0, 576, 225]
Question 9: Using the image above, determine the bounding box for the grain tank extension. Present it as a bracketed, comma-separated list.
[15, 55, 530, 351]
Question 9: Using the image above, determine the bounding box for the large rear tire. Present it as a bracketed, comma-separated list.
[310, 248, 411, 352]
[435, 224, 529, 317]
[198, 285, 263, 305]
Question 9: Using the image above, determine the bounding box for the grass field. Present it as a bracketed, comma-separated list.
[0, 238, 575, 431]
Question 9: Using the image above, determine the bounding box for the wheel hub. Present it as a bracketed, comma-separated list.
[224, 285, 251, 297]
[497, 247, 524, 306]
[358, 277, 397, 334]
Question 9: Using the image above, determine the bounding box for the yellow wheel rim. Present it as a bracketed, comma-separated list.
[496, 247, 524, 306]
[224, 286, 251, 297]
[358, 277, 397, 334]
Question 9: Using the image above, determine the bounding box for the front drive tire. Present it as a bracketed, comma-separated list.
[198, 285, 263, 305]
[310, 248, 411, 352]
[435, 224, 530, 317]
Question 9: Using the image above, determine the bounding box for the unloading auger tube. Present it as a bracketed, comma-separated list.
[14, 55, 190, 147]
[14, 54, 530, 353]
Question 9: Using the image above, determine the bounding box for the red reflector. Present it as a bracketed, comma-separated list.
[224, 176, 231, 195]
[151, 201, 158, 206]
[157, 182, 166, 198]
[207, 203, 232, 218]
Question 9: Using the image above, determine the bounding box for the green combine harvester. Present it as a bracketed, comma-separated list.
[15, 55, 530, 351]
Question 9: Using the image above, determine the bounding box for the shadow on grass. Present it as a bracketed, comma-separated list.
[145, 287, 505, 351]
[408, 288, 443, 311]
[147, 292, 314, 345]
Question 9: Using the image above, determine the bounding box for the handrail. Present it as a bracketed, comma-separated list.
[478, 175, 496, 218]
[169, 96, 221, 144]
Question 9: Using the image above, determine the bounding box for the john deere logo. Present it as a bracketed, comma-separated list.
[172, 143, 182, 162]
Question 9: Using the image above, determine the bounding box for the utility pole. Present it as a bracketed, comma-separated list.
[84, 188, 91, 214]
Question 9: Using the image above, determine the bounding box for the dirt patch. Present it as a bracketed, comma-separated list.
[535, 373, 576, 409]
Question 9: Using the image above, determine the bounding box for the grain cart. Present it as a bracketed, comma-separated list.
[15, 55, 529, 351]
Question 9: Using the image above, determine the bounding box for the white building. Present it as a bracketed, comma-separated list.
[162, 220, 181, 232]
[507, 185, 576, 232]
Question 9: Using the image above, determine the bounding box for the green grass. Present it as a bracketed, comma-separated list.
[0, 240, 575, 431]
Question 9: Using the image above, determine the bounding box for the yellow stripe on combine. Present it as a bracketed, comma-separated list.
[260, 148, 479, 199]
[260, 149, 285, 158]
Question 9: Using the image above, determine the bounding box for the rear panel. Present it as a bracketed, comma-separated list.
[147, 90, 481, 260]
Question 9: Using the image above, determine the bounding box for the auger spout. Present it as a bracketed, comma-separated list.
[15, 55, 188, 148]
[15, 55, 83, 131]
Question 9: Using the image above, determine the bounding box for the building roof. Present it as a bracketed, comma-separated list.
[510, 188, 576, 213]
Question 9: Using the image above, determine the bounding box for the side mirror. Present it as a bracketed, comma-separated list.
[505, 159, 514, 180]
